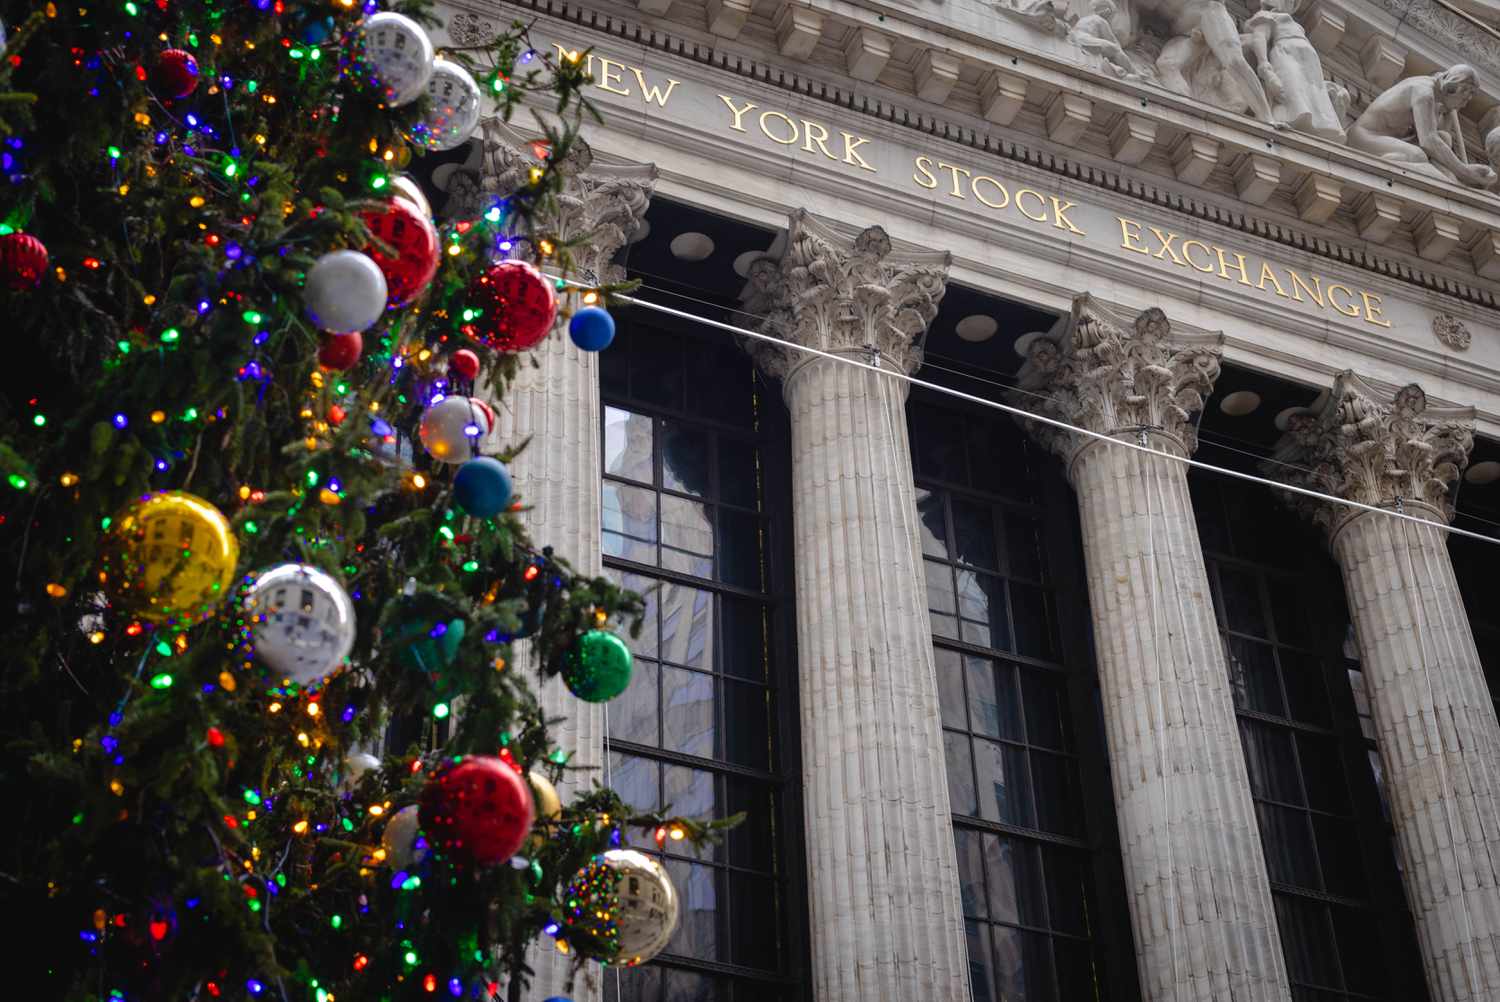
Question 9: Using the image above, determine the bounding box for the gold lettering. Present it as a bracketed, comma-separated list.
[719, 94, 756, 132]
[1287, 269, 1324, 306]
[913, 156, 939, 190]
[1016, 189, 1048, 223]
[972, 175, 1010, 209]
[842, 132, 876, 172]
[1327, 283, 1361, 318]
[1215, 248, 1253, 286]
[1050, 197, 1085, 235]
[596, 57, 631, 96]
[1257, 262, 1289, 298]
[1181, 240, 1215, 273]
[1361, 291, 1391, 328]
[1119, 218, 1150, 254]
[631, 68, 679, 106]
[803, 121, 836, 161]
[758, 110, 798, 145]
[1149, 227, 1184, 266]
[938, 162, 971, 199]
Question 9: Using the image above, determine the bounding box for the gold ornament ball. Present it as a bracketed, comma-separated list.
[526, 771, 561, 850]
[101, 491, 239, 623]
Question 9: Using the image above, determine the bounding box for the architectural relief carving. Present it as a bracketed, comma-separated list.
[1432, 313, 1472, 351]
[473, 119, 657, 284]
[1370, 0, 1500, 77]
[1347, 65, 1498, 189]
[1013, 294, 1222, 461]
[741, 210, 951, 382]
[1246, 0, 1345, 140]
[1069, 0, 1145, 79]
[446, 11, 500, 46]
[1270, 373, 1474, 530]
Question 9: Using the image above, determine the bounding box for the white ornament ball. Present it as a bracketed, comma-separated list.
[341, 751, 382, 792]
[304, 250, 388, 334]
[603, 849, 680, 966]
[418, 395, 494, 465]
[243, 563, 356, 687]
[381, 804, 429, 868]
[352, 11, 434, 106]
[409, 58, 482, 152]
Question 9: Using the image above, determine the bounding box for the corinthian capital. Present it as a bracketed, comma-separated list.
[1012, 294, 1223, 464]
[476, 118, 657, 285]
[1268, 372, 1475, 531]
[741, 209, 951, 383]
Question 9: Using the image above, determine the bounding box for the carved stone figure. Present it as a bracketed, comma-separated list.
[1347, 65, 1498, 188]
[1481, 107, 1500, 190]
[1325, 80, 1352, 129]
[1070, 0, 1143, 78]
[1132, 0, 1277, 123]
[1245, 0, 1344, 140]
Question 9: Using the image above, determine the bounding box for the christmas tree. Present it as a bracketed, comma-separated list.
[0, 3, 731, 999]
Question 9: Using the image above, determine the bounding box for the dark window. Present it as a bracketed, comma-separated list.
[911, 396, 1129, 1002]
[601, 318, 801, 999]
[1193, 474, 1427, 1002]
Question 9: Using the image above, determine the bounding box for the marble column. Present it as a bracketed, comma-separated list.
[742, 210, 970, 1002]
[1012, 296, 1291, 1002]
[477, 119, 657, 1000]
[1270, 374, 1500, 1002]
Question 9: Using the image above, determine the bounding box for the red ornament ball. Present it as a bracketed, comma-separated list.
[0, 233, 48, 290]
[449, 348, 481, 381]
[155, 48, 200, 100]
[462, 260, 558, 353]
[358, 199, 439, 308]
[419, 755, 534, 865]
[318, 332, 363, 370]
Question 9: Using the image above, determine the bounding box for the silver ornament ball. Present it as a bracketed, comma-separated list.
[602, 849, 680, 966]
[351, 12, 434, 106]
[304, 250, 388, 334]
[243, 563, 356, 687]
[418, 395, 494, 464]
[409, 58, 482, 152]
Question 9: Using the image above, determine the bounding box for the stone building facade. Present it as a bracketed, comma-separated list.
[427, 0, 1500, 998]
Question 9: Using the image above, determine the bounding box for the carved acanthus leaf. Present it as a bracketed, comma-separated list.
[1268, 373, 1475, 531]
[741, 209, 951, 383]
[1012, 294, 1222, 463]
[447, 12, 500, 47]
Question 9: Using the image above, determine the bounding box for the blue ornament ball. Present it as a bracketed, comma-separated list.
[543, 998, 573, 1002]
[453, 456, 513, 518]
[568, 306, 616, 352]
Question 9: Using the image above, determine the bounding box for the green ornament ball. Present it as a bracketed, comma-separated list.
[562, 630, 633, 702]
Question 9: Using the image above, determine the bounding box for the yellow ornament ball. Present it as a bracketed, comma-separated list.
[527, 770, 562, 849]
[100, 491, 239, 623]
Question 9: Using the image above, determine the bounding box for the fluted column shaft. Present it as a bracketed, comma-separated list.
[785, 354, 969, 1002]
[1070, 433, 1290, 1002]
[1330, 506, 1500, 1000]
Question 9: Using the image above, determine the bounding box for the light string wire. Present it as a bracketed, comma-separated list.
[586, 284, 1500, 551]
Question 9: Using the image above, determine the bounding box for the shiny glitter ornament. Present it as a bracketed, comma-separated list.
[601, 849, 679, 966]
[448, 349, 480, 381]
[461, 260, 558, 353]
[568, 306, 616, 352]
[562, 630, 633, 702]
[0, 232, 48, 290]
[452, 457, 512, 518]
[380, 804, 429, 868]
[388, 175, 433, 220]
[318, 331, 363, 370]
[242, 563, 355, 687]
[407, 58, 482, 151]
[418, 395, 494, 464]
[100, 492, 239, 623]
[347, 12, 434, 107]
[359, 199, 439, 307]
[154, 48, 200, 99]
[304, 250, 387, 334]
[419, 755, 534, 865]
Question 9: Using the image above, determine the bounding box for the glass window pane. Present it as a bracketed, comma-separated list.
[966, 920, 997, 1002]
[628, 329, 684, 408]
[665, 859, 721, 962]
[1270, 580, 1314, 648]
[1054, 938, 1103, 1002]
[1279, 650, 1332, 728]
[1256, 802, 1319, 888]
[953, 499, 999, 570]
[717, 437, 758, 508]
[724, 778, 773, 871]
[1010, 583, 1055, 661]
[721, 597, 767, 681]
[1239, 719, 1302, 804]
[975, 738, 1035, 828]
[717, 507, 764, 590]
[912, 406, 967, 483]
[946, 731, 977, 817]
[936, 648, 968, 730]
[986, 834, 1047, 927]
[661, 546, 713, 579]
[926, 560, 957, 613]
[993, 925, 1056, 1002]
[659, 582, 713, 670]
[661, 667, 715, 759]
[1005, 516, 1046, 582]
[723, 678, 770, 770]
[687, 339, 752, 425]
[728, 870, 778, 969]
[1297, 734, 1349, 813]
[1225, 635, 1283, 716]
[608, 570, 659, 660]
[661, 420, 711, 497]
[917, 489, 950, 560]
[931, 611, 959, 642]
[661, 495, 714, 558]
[1274, 895, 1341, 990]
[968, 656, 1022, 741]
[960, 572, 1011, 652]
[955, 828, 988, 918]
[1218, 565, 1268, 637]
[610, 659, 660, 747]
[1021, 669, 1072, 751]
[664, 968, 725, 1002]
[603, 407, 654, 483]
[604, 481, 658, 541]
[614, 964, 661, 1002]
[1332, 906, 1385, 995]
[663, 766, 717, 830]
[1032, 752, 1082, 836]
[1313, 815, 1365, 898]
[608, 752, 659, 813]
[1044, 848, 1092, 937]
